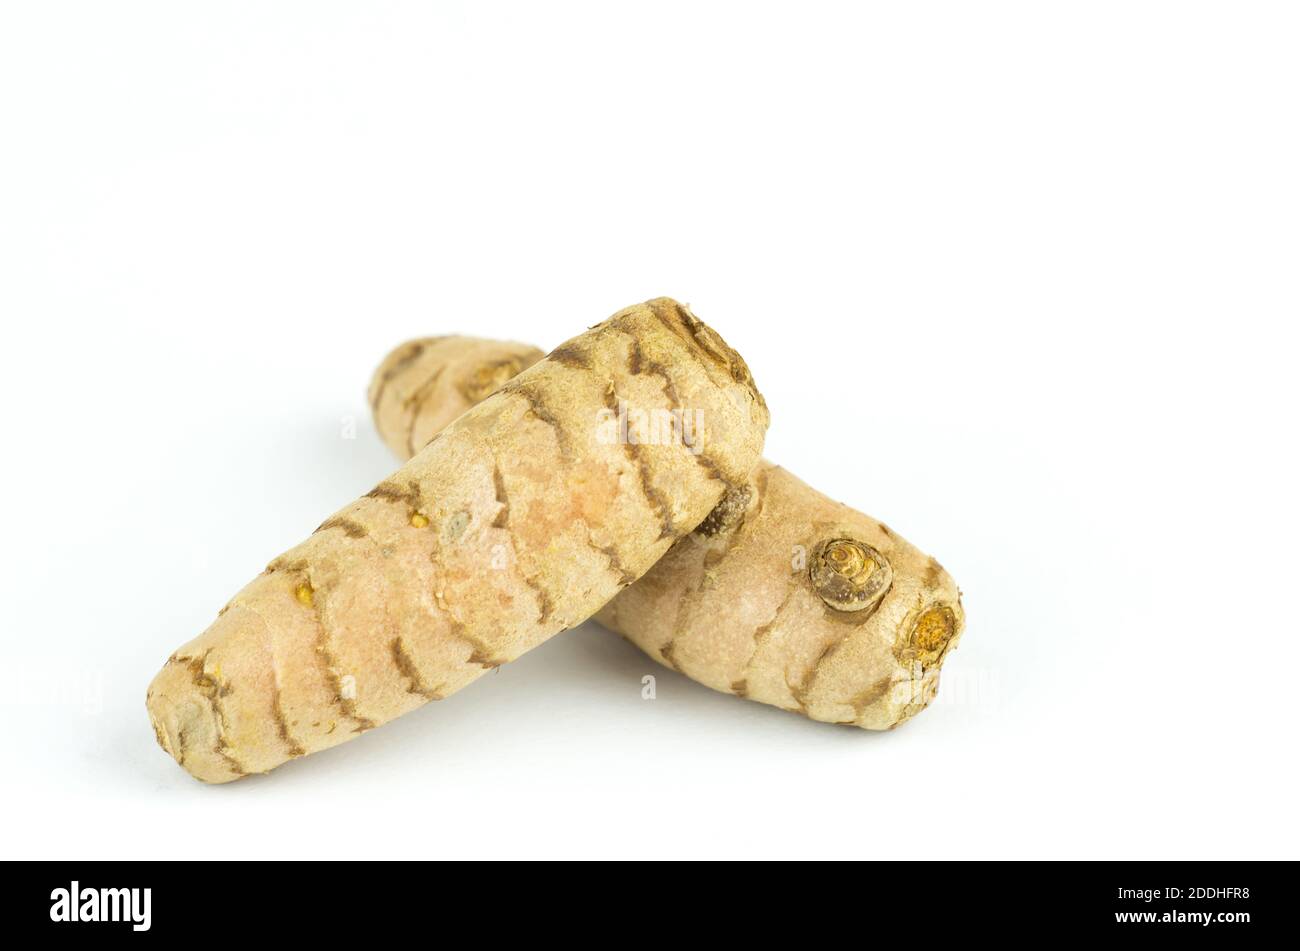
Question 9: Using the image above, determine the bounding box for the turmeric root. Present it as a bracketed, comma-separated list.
[372, 336, 965, 730]
[369, 336, 546, 461]
[147, 299, 768, 782]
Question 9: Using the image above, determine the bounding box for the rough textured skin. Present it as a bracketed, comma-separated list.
[598, 464, 964, 729]
[147, 299, 768, 782]
[372, 335, 965, 731]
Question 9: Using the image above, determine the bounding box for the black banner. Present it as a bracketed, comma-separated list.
[7, 861, 1289, 939]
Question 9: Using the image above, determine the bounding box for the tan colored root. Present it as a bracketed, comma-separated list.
[368, 336, 546, 460]
[147, 299, 768, 782]
[372, 337, 965, 731]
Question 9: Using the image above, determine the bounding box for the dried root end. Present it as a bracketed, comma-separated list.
[809, 538, 892, 612]
[910, 604, 960, 668]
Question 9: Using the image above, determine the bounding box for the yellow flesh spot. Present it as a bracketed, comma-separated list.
[915, 606, 955, 654]
[294, 583, 314, 607]
[410, 513, 429, 528]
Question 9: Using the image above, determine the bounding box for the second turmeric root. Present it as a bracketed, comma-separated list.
[371, 332, 966, 730]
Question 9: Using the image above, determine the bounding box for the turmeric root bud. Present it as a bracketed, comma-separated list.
[810, 538, 892, 612]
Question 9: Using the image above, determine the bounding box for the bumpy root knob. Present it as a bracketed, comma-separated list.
[694, 485, 753, 537]
[809, 538, 892, 612]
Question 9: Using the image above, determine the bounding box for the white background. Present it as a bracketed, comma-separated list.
[1, 2, 1296, 860]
